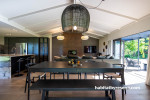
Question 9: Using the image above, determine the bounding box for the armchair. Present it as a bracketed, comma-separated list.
[125, 58, 141, 68]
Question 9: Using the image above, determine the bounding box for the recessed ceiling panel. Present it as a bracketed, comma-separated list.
[89, 9, 133, 30]
[78, 0, 150, 19]
[13, 6, 66, 27]
[0, 0, 69, 18]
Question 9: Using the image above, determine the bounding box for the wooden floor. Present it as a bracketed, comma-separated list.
[0, 70, 150, 100]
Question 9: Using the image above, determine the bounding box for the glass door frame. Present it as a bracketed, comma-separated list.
[113, 38, 122, 59]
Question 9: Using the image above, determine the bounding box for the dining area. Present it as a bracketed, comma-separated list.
[1, 0, 150, 100]
[26, 60, 125, 100]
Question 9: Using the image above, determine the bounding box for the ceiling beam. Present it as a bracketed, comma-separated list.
[85, 32, 104, 37]
[88, 36, 100, 39]
[83, 33, 100, 39]
[8, 3, 71, 20]
[0, 15, 39, 37]
[34, 26, 61, 34]
[52, 32, 62, 37]
[40, 32, 62, 37]
[86, 4, 138, 21]
[89, 26, 110, 34]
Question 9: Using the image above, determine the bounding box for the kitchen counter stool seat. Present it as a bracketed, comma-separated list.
[14, 58, 24, 77]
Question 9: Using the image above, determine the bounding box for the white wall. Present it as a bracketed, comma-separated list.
[99, 14, 150, 54]
[0, 36, 4, 45]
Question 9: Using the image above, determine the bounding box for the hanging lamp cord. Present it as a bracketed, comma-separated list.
[79, 0, 105, 9]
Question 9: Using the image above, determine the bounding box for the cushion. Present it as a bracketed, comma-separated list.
[97, 56, 106, 59]
[82, 56, 93, 59]
[54, 56, 61, 59]
[61, 55, 67, 59]
[109, 56, 114, 59]
[67, 55, 79, 59]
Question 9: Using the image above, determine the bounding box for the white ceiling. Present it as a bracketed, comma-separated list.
[0, 0, 150, 38]
[0, 22, 34, 37]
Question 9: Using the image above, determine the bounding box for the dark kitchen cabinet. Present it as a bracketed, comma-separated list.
[39, 37, 49, 62]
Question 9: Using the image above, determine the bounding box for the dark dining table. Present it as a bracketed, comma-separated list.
[27, 61, 125, 100]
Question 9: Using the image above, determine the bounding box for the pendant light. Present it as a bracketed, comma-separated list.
[61, 4, 90, 33]
[81, 35, 89, 40]
[57, 35, 64, 40]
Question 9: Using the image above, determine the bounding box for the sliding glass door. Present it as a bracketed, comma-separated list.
[113, 39, 121, 59]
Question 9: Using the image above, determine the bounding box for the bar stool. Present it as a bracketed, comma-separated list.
[24, 57, 34, 93]
[30, 55, 36, 65]
[24, 58, 46, 93]
[14, 58, 24, 77]
[103, 64, 126, 94]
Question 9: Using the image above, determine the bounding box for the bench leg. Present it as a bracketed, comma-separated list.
[42, 90, 46, 100]
[105, 90, 108, 97]
[46, 91, 49, 98]
[125, 89, 126, 94]
[112, 90, 116, 100]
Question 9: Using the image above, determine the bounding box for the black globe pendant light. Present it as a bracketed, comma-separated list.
[61, 4, 90, 33]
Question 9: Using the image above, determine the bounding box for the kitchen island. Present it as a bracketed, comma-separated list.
[0, 54, 34, 79]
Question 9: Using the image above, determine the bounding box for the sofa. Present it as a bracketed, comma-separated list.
[53, 55, 121, 64]
[89, 59, 121, 64]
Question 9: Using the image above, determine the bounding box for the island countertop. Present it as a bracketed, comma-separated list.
[0, 54, 35, 79]
[0, 54, 34, 57]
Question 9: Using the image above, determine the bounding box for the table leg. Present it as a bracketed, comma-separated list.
[42, 90, 46, 100]
[112, 90, 116, 100]
[98, 73, 100, 79]
[54, 73, 55, 79]
[85, 73, 87, 79]
[103, 73, 104, 80]
[121, 69, 125, 84]
[67, 72, 69, 79]
[63, 73, 65, 79]
[50, 72, 51, 79]
[121, 69, 125, 100]
[80, 73, 82, 79]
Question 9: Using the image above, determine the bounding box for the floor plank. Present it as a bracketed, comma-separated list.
[0, 70, 150, 100]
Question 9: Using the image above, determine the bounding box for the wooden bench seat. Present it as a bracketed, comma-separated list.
[30, 79, 123, 90]
[30, 79, 124, 100]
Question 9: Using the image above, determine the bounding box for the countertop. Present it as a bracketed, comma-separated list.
[0, 54, 34, 57]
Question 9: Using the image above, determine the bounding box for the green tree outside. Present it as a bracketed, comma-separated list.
[124, 37, 149, 59]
